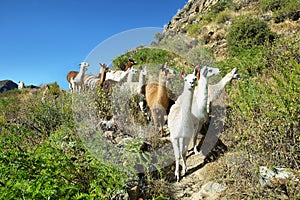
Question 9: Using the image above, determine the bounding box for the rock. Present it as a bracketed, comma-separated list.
[191, 181, 227, 199]
[128, 185, 139, 200]
[104, 131, 115, 143]
[259, 166, 299, 188]
[112, 190, 129, 200]
[163, 0, 220, 34]
[0, 80, 18, 93]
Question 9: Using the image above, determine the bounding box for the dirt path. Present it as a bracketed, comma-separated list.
[167, 138, 226, 200]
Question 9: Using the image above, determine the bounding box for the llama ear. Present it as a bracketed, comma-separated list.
[203, 67, 208, 77]
[197, 72, 200, 80]
[180, 69, 185, 79]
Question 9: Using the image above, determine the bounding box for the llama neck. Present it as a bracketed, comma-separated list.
[181, 84, 194, 118]
[166, 79, 173, 89]
[127, 71, 134, 83]
[193, 76, 209, 118]
[119, 69, 130, 83]
[157, 73, 167, 96]
[138, 72, 146, 88]
[99, 68, 107, 86]
[208, 71, 234, 102]
[218, 72, 234, 89]
[77, 66, 86, 80]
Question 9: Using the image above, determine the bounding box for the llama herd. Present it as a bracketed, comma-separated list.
[66, 60, 240, 181]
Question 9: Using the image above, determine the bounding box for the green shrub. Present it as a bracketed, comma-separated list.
[260, 0, 285, 11]
[0, 88, 128, 199]
[112, 47, 176, 68]
[273, 0, 300, 23]
[203, 0, 235, 22]
[260, 0, 300, 23]
[215, 9, 232, 24]
[112, 55, 131, 70]
[227, 16, 276, 55]
[187, 23, 205, 36]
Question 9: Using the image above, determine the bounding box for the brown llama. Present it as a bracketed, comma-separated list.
[145, 64, 177, 135]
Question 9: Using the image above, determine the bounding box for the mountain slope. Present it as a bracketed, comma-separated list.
[0, 80, 18, 93]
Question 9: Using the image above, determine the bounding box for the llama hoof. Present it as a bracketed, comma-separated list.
[175, 173, 180, 182]
[182, 169, 188, 176]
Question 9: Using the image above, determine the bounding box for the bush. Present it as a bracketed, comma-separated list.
[0, 87, 128, 199]
[260, 0, 300, 23]
[215, 9, 232, 24]
[227, 16, 276, 55]
[187, 23, 204, 36]
[214, 35, 300, 198]
[203, 0, 235, 22]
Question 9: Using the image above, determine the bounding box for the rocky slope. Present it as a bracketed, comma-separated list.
[0, 80, 18, 93]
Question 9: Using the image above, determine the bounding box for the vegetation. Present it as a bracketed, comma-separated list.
[214, 32, 300, 199]
[112, 47, 177, 70]
[227, 16, 276, 55]
[0, 85, 128, 199]
[260, 0, 300, 23]
[1, 0, 299, 199]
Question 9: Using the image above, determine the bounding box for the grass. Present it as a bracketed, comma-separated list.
[0, 85, 129, 199]
[212, 35, 300, 199]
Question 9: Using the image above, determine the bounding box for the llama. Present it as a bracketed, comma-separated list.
[190, 66, 220, 154]
[121, 65, 148, 94]
[83, 65, 102, 91]
[70, 62, 89, 92]
[18, 81, 25, 89]
[126, 67, 138, 83]
[66, 71, 78, 92]
[179, 67, 239, 155]
[84, 64, 110, 91]
[207, 67, 240, 112]
[66, 62, 89, 92]
[104, 59, 137, 81]
[167, 72, 198, 181]
[84, 65, 136, 91]
[145, 64, 177, 134]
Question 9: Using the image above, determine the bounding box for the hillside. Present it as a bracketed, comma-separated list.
[0, 0, 299, 199]
[0, 80, 18, 93]
[158, 0, 300, 199]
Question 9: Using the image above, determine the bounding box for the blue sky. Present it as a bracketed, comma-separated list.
[0, 0, 187, 89]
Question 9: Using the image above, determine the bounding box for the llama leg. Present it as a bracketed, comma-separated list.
[181, 138, 189, 176]
[172, 138, 180, 181]
[68, 82, 73, 92]
[193, 123, 203, 154]
[151, 109, 158, 129]
[158, 108, 166, 136]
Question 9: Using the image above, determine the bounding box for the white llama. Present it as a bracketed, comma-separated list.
[207, 67, 240, 112]
[191, 66, 220, 154]
[168, 72, 198, 181]
[18, 81, 25, 89]
[71, 62, 89, 92]
[121, 66, 148, 94]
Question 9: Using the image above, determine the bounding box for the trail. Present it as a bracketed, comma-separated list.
[168, 142, 221, 200]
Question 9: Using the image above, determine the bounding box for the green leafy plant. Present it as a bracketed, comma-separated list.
[227, 16, 276, 55]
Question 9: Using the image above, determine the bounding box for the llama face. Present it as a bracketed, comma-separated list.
[129, 67, 138, 74]
[199, 66, 220, 78]
[231, 68, 240, 80]
[206, 66, 220, 78]
[184, 74, 197, 89]
[140, 66, 148, 76]
[79, 62, 90, 68]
